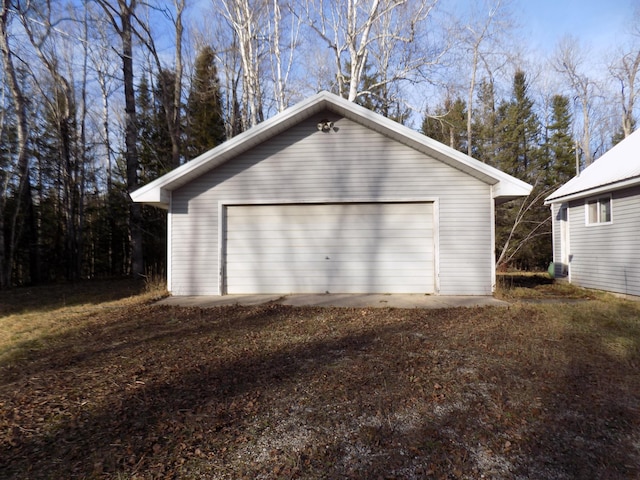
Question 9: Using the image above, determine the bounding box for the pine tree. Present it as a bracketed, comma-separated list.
[495, 70, 549, 271]
[495, 70, 540, 182]
[472, 79, 498, 164]
[185, 46, 225, 159]
[137, 72, 175, 181]
[136, 74, 169, 277]
[544, 94, 576, 186]
[421, 96, 467, 152]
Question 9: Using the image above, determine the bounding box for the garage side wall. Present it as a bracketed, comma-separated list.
[566, 185, 640, 296]
[170, 113, 493, 295]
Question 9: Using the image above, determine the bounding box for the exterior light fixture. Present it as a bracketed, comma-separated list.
[317, 119, 334, 132]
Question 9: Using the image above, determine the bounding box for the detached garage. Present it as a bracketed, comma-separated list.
[132, 91, 531, 296]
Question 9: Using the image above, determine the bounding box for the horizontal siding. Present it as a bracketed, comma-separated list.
[567, 185, 640, 296]
[171, 112, 493, 295]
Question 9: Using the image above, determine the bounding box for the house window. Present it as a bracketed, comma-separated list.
[586, 196, 612, 224]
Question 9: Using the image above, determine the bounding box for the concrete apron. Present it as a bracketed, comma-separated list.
[156, 294, 509, 309]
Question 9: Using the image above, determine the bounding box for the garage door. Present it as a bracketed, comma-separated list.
[224, 202, 435, 294]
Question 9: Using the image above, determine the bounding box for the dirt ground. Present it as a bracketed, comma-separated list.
[1, 279, 639, 479]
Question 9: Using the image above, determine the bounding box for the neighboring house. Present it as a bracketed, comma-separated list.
[131, 91, 531, 296]
[545, 129, 640, 297]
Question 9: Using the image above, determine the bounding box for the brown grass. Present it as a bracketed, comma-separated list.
[1, 278, 639, 479]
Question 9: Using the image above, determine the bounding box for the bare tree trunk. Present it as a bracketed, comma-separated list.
[610, 49, 640, 138]
[219, 0, 264, 128]
[0, 1, 31, 287]
[301, 0, 437, 104]
[172, 0, 185, 168]
[463, 0, 503, 157]
[554, 37, 598, 166]
[97, 0, 143, 276]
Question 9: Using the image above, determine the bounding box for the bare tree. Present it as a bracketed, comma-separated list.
[553, 36, 600, 166]
[366, 0, 441, 116]
[217, 0, 266, 128]
[95, 0, 144, 276]
[299, 0, 438, 102]
[17, 1, 89, 279]
[459, 0, 511, 157]
[0, 0, 31, 286]
[268, 0, 300, 112]
[608, 16, 640, 139]
[134, 0, 186, 169]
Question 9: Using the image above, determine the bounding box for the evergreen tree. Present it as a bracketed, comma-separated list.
[136, 74, 170, 277]
[185, 46, 225, 159]
[494, 70, 548, 271]
[421, 96, 467, 152]
[472, 79, 498, 164]
[495, 70, 541, 181]
[137, 72, 175, 181]
[544, 94, 576, 186]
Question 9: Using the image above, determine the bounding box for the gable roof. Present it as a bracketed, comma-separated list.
[545, 128, 640, 204]
[131, 91, 532, 208]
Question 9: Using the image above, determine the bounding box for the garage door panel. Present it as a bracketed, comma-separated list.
[227, 261, 431, 274]
[228, 236, 433, 250]
[227, 251, 433, 264]
[225, 202, 434, 294]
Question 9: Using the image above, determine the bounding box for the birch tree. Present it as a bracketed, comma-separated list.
[458, 0, 511, 156]
[217, 0, 266, 128]
[268, 0, 300, 112]
[300, 0, 438, 103]
[17, 1, 88, 280]
[0, 0, 31, 287]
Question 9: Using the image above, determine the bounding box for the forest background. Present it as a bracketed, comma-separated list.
[1, 0, 639, 287]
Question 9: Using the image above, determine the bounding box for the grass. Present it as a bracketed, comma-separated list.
[1, 277, 639, 479]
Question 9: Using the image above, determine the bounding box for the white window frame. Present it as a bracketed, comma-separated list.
[585, 194, 612, 225]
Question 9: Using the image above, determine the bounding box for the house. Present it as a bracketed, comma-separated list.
[131, 91, 531, 296]
[545, 129, 640, 297]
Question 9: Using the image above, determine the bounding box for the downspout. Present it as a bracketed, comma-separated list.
[490, 185, 496, 293]
[167, 191, 172, 293]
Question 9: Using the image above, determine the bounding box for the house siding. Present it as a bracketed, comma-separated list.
[565, 185, 640, 296]
[551, 202, 568, 279]
[170, 112, 493, 295]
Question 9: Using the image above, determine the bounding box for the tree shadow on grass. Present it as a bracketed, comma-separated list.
[1, 302, 639, 479]
[515, 301, 640, 479]
[0, 278, 147, 316]
[0, 304, 417, 478]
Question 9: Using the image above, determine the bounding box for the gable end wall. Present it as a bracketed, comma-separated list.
[169, 113, 494, 295]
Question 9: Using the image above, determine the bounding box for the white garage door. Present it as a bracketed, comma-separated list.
[224, 202, 435, 294]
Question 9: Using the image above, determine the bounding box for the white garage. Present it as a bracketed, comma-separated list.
[224, 202, 435, 294]
[131, 91, 532, 296]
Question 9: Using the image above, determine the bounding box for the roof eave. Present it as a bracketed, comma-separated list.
[323, 95, 532, 195]
[544, 175, 640, 205]
[131, 91, 532, 206]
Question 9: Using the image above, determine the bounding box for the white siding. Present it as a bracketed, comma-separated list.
[225, 202, 434, 294]
[566, 185, 640, 296]
[170, 112, 493, 295]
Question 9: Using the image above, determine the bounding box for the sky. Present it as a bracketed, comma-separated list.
[516, 0, 636, 54]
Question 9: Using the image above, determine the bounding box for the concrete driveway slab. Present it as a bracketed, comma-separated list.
[157, 294, 508, 309]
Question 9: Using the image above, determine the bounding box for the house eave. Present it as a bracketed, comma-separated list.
[544, 175, 640, 205]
